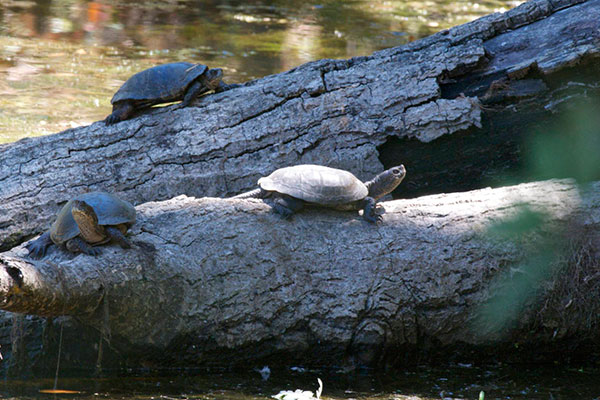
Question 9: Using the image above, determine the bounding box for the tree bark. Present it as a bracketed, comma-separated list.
[2, 0, 599, 251]
[1, 179, 599, 370]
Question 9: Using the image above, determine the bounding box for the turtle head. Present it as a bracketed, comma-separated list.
[365, 165, 406, 200]
[71, 200, 99, 227]
[204, 68, 223, 90]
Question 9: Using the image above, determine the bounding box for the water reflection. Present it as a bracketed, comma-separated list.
[0, 0, 523, 143]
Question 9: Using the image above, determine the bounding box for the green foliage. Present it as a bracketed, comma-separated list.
[476, 207, 560, 335]
[475, 99, 600, 337]
[527, 100, 600, 182]
[487, 207, 546, 240]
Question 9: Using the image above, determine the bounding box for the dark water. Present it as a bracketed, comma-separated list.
[0, 0, 524, 143]
[1, 364, 600, 400]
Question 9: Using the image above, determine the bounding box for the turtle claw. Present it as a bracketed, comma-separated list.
[66, 237, 101, 256]
[104, 114, 118, 125]
[26, 242, 47, 259]
[272, 195, 303, 220]
[105, 226, 132, 249]
[363, 212, 382, 224]
[215, 82, 241, 93]
[362, 203, 383, 224]
[179, 97, 193, 108]
[83, 247, 101, 256]
[26, 232, 53, 259]
[273, 203, 294, 219]
[362, 196, 383, 224]
[105, 102, 134, 125]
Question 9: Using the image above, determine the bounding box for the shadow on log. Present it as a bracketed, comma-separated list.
[1, 179, 599, 372]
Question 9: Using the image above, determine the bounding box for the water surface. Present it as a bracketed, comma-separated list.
[1, 364, 599, 400]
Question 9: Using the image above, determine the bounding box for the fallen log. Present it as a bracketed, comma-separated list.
[1, 179, 599, 370]
[2, 0, 600, 251]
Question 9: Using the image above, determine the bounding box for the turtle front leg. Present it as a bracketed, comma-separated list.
[65, 237, 101, 256]
[181, 81, 210, 107]
[105, 102, 135, 125]
[362, 196, 382, 224]
[272, 195, 304, 219]
[26, 231, 53, 259]
[105, 226, 132, 249]
[215, 81, 241, 93]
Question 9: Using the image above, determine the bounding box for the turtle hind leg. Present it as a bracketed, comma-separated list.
[26, 231, 53, 259]
[65, 237, 101, 256]
[105, 226, 132, 249]
[105, 102, 135, 125]
[362, 196, 382, 224]
[272, 195, 304, 219]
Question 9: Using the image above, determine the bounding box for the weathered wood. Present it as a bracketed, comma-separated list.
[1, 0, 600, 374]
[1, 179, 599, 369]
[2, 0, 599, 251]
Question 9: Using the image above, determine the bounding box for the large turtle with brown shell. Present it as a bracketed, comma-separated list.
[233, 164, 406, 223]
[105, 62, 238, 125]
[26, 191, 136, 258]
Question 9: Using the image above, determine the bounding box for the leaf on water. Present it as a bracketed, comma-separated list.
[39, 389, 81, 394]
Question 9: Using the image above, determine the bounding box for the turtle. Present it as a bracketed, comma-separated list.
[232, 164, 406, 223]
[26, 191, 136, 258]
[104, 62, 238, 125]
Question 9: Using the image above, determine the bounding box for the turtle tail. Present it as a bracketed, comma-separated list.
[231, 188, 266, 199]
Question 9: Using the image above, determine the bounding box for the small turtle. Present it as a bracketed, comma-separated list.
[105, 62, 237, 125]
[26, 192, 136, 258]
[233, 164, 406, 223]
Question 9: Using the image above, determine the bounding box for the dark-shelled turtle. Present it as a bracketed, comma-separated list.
[104, 62, 237, 125]
[233, 164, 406, 223]
[26, 191, 136, 258]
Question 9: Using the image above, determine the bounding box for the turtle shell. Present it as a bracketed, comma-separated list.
[111, 62, 209, 105]
[258, 164, 368, 205]
[50, 192, 136, 245]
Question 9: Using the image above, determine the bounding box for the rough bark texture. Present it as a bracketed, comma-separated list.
[2, 0, 599, 252]
[1, 179, 599, 371]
